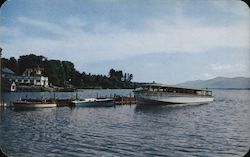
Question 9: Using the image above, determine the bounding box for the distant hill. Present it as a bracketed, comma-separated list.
[176, 77, 250, 89]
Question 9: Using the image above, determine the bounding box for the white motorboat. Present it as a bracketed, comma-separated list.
[13, 100, 57, 109]
[72, 98, 114, 107]
[134, 84, 214, 105]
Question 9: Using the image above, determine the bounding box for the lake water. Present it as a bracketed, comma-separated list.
[0, 89, 249, 157]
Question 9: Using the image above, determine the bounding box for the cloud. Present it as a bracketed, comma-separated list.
[2, 13, 249, 62]
[202, 73, 216, 80]
[210, 0, 249, 18]
[1, 0, 249, 83]
[17, 17, 67, 35]
[209, 63, 247, 72]
[202, 63, 250, 79]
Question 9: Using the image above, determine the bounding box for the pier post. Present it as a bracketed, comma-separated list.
[0, 48, 3, 108]
[75, 89, 78, 100]
[129, 93, 132, 106]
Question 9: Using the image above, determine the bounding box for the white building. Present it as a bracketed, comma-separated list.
[2, 67, 49, 88]
[9, 76, 49, 87]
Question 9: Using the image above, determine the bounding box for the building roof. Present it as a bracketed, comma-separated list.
[9, 76, 46, 80]
[2, 67, 15, 74]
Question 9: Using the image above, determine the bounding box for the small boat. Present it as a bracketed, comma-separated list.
[72, 98, 114, 107]
[13, 99, 57, 109]
[134, 84, 214, 105]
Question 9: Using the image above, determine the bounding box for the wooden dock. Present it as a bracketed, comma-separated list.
[114, 96, 137, 105]
[14, 95, 137, 107]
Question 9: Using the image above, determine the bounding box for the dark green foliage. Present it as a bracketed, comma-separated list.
[18, 54, 47, 75]
[44, 60, 65, 86]
[1, 57, 19, 74]
[62, 61, 75, 81]
[72, 71, 82, 87]
[109, 68, 123, 81]
[2, 54, 134, 89]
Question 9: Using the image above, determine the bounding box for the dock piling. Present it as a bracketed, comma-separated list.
[129, 93, 132, 106]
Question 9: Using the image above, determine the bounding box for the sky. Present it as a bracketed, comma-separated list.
[0, 0, 249, 84]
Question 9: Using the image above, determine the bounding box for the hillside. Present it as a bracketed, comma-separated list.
[176, 77, 250, 89]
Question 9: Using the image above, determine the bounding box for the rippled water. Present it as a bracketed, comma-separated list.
[0, 89, 249, 157]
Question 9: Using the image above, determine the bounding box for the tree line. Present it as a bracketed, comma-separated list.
[2, 54, 134, 89]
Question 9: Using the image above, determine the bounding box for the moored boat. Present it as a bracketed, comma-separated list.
[134, 84, 214, 105]
[13, 99, 57, 109]
[72, 98, 114, 107]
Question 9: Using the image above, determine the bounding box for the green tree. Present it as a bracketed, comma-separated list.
[18, 54, 47, 75]
[8, 57, 18, 74]
[128, 74, 133, 82]
[72, 71, 82, 87]
[44, 60, 65, 86]
[62, 61, 75, 82]
[3, 53, 135, 89]
[109, 69, 123, 81]
[1, 57, 19, 74]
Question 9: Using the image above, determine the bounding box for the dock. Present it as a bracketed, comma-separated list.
[114, 96, 137, 105]
[18, 96, 137, 107]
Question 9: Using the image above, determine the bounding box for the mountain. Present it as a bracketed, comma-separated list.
[176, 77, 250, 89]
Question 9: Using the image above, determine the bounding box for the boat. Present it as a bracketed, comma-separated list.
[13, 99, 57, 109]
[133, 84, 214, 105]
[71, 98, 114, 107]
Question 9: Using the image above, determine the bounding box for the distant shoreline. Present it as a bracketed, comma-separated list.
[3, 87, 136, 93]
[210, 88, 250, 90]
[3, 87, 250, 93]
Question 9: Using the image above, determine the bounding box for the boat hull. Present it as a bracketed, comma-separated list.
[13, 102, 57, 109]
[72, 98, 114, 107]
[134, 91, 214, 105]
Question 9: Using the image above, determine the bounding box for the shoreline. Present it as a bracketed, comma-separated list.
[3, 87, 250, 93]
[3, 87, 136, 93]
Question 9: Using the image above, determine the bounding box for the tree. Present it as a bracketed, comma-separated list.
[109, 69, 116, 78]
[72, 71, 82, 87]
[62, 61, 75, 82]
[1, 57, 18, 74]
[8, 57, 18, 74]
[3, 54, 135, 89]
[128, 74, 133, 82]
[43, 60, 65, 86]
[109, 69, 123, 81]
[18, 54, 47, 75]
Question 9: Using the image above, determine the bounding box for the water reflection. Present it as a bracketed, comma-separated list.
[134, 103, 210, 114]
[12, 107, 57, 112]
[0, 110, 5, 123]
